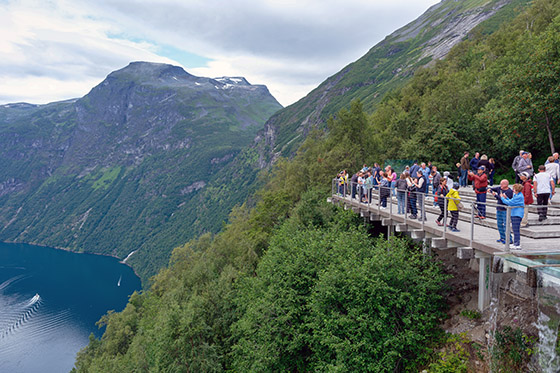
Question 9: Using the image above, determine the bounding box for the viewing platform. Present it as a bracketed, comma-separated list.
[329, 181, 560, 311]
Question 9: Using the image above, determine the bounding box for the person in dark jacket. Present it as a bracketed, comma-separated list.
[477, 155, 490, 174]
[488, 158, 496, 186]
[460, 152, 469, 187]
[350, 171, 359, 200]
[431, 166, 441, 206]
[409, 161, 420, 181]
[407, 173, 417, 219]
[435, 177, 449, 226]
[413, 170, 428, 221]
[395, 173, 408, 214]
[512, 150, 524, 183]
[489, 180, 514, 244]
[469, 152, 480, 172]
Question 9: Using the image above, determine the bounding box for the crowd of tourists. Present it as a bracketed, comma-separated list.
[336, 151, 559, 250]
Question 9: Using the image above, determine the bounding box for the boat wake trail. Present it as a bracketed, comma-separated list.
[0, 294, 42, 340]
[0, 275, 28, 292]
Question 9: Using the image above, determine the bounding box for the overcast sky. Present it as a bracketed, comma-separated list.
[0, 0, 440, 107]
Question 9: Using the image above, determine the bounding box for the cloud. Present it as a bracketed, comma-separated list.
[0, 0, 178, 103]
[0, 0, 440, 106]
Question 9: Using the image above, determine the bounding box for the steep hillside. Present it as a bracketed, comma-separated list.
[0, 62, 282, 282]
[257, 0, 530, 164]
[73, 0, 560, 371]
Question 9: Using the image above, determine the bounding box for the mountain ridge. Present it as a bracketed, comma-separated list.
[0, 61, 282, 283]
[255, 0, 530, 166]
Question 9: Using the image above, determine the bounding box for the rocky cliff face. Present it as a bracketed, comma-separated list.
[255, 0, 529, 166]
[0, 62, 282, 283]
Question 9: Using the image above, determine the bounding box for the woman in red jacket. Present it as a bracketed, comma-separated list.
[519, 172, 534, 227]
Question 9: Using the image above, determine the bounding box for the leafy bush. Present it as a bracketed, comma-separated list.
[232, 222, 448, 372]
[460, 309, 482, 320]
[491, 326, 536, 372]
[428, 334, 472, 373]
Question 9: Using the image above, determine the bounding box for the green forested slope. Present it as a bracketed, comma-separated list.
[73, 0, 560, 371]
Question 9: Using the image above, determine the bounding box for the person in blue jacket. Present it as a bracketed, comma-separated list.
[500, 183, 525, 250]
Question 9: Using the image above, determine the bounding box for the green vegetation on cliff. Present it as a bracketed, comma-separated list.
[73, 0, 560, 370]
[259, 0, 532, 160]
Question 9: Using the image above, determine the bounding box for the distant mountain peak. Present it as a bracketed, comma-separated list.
[107, 61, 195, 83]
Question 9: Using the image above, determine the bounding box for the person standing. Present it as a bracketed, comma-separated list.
[545, 152, 559, 165]
[421, 163, 431, 198]
[364, 170, 374, 203]
[379, 171, 390, 208]
[468, 166, 488, 219]
[500, 184, 525, 250]
[386, 166, 397, 197]
[350, 171, 359, 200]
[469, 152, 480, 173]
[435, 177, 449, 226]
[488, 158, 496, 186]
[409, 161, 420, 181]
[357, 171, 365, 202]
[446, 182, 461, 232]
[342, 170, 348, 196]
[337, 170, 346, 196]
[519, 172, 533, 227]
[431, 166, 442, 207]
[443, 171, 453, 185]
[396, 173, 408, 214]
[460, 152, 469, 187]
[533, 165, 555, 221]
[414, 170, 428, 221]
[407, 173, 418, 219]
[514, 151, 533, 182]
[478, 155, 490, 174]
[489, 180, 514, 244]
[512, 150, 524, 183]
[545, 156, 560, 193]
[372, 163, 381, 189]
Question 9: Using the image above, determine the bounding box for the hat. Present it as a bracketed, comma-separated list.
[453, 182, 460, 190]
[520, 171, 529, 178]
[443, 171, 450, 176]
[522, 151, 529, 155]
[478, 166, 485, 170]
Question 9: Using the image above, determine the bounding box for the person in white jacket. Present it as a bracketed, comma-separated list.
[545, 156, 560, 200]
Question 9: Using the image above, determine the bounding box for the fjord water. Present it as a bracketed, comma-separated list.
[0, 242, 141, 372]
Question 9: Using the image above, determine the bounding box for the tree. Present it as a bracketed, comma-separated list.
[482, 15, 560, 154]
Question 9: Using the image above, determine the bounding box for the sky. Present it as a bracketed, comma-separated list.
[0, 0, 440, 107]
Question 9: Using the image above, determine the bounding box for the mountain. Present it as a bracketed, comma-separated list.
[0, 62, 282, 283]
[256, 0, 531, 165]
